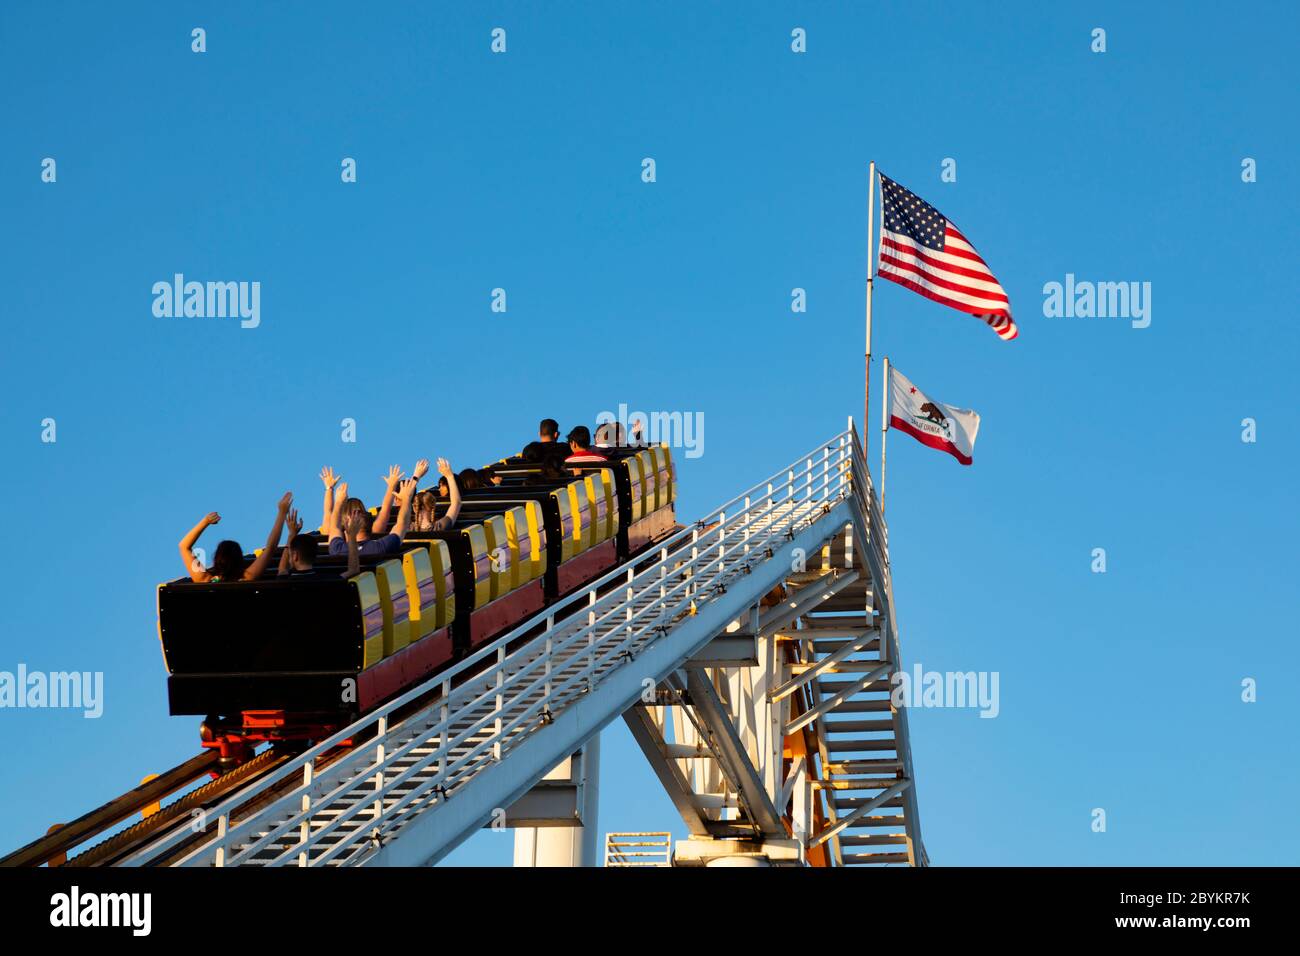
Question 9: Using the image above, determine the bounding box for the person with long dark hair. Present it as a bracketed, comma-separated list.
[372, 458, 429, 536]
[412, 459, 462, 532]
[178, 491, 293, 583]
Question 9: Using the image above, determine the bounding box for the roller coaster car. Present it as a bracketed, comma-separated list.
[492, 444, 677, 558]
[156, 444, 677, 760]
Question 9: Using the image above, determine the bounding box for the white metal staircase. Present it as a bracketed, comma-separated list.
[119, 425, 925, 867]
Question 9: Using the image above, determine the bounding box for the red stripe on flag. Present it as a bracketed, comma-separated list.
[945, 225, 979, 248]
[880, 235, 1000, 285]
[877, 269, 1013, 321]
[879, 250, 1010, 304]
[890, 415, 973, 466]
[924, 231, 991, 268]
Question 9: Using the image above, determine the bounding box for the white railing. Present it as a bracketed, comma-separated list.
[605, 831, 673, 867]
[125, 428, 887, 867]
[847, 419, 889, 580]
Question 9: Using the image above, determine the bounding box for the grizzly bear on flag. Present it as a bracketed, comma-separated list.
[919, 402, 947, 426]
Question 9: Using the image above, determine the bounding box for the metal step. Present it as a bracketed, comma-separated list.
[812, 638, 881, 654]
[819, 719, 895, 733]
[785, 627, 877, 641]
[842, 851, 911, 865]
[842, 814, 909, 829]
[812, 776, 899, 791]
[800, 615, 874, 630]
[839, 833, 909, 847]
[816, 594, 879, 613]
[799, 661, 889, 675]
[819, 680, 891, 695]
[835, 796, 906, 810]
[824, 699, 893, 713]
[826, 738, 898, 752]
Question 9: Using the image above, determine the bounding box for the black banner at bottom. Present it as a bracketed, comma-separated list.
[0, 865, 1284, 942]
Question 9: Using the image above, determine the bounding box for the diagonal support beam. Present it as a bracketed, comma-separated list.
[684, 669, 787, 837]
[621, 707, 713, 837]
[783, 661, 893, 736]
[779, 754, 805, 809]
[769, 628, 877, 703]
[810, 779, 911, 849]
[750, 569, 860, 641]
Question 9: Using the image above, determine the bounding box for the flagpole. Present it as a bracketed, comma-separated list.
[880, 355, 890, 514]
[863, 160, 876, 454]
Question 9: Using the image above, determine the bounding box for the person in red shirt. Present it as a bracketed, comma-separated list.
[564, 425, 608, 472]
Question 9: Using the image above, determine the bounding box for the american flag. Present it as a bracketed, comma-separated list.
[876, 173, 1017, 341]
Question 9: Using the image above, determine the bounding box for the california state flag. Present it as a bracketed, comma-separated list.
[887, 365, 981, 466]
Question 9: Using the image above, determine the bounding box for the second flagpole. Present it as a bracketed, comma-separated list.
[863, 160, 876, 455]
[880, 355, 890, 514]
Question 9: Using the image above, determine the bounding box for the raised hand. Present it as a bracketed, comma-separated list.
[320, 466, 339, 489]
[335, 481, 348, 501]
[413, 458, 430, 480]
[382, 464, 405, 488]
[286, 508, 302, 539]
[395, 478, 417, 504]
[205, 511, 221, 526]
[436, 458, 453, 478]
[345, 510, 365, 538]
[277, 491, 293, 514]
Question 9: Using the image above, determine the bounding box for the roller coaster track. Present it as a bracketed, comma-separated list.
[4, 424, 926, 867]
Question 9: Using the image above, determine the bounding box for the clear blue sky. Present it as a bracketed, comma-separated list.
[1, 1, 1296, 865]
